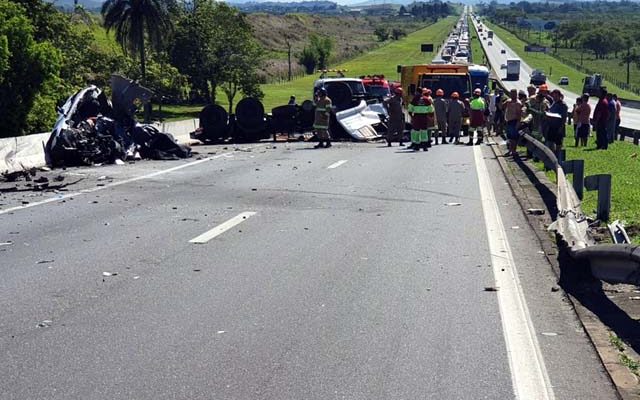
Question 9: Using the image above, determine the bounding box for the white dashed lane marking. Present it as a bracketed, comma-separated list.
[189, 212, 257, 244]
[327, 160, 348, 169]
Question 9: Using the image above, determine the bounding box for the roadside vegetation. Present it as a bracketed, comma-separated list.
[258, 16, 456, 112]
[0, 0, 455, 136]
[532, 130, 640, 244]
[468, 15, 486, 66]
[610, 333, 640, 377]
[476, 1, 640, 101]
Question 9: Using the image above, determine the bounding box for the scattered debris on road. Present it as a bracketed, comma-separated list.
[484, 286, 499, 292]
[36, 320, 52, 328]
[527, 208, 546, 215]
[444, 202, 462, 206]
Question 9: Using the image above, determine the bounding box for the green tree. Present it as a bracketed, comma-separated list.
[101, 0, 172, 83]
[170, 0, 264, 107]
[212, 5, 264, 113]
[298, 46, 317, 75]
[0, 0, 61, 137]
[374, 27, 389, 41]
[578, 29, 610, 59]
[619, 43, 639, 86]
[391, 28, 406, 40]
[309, 34, 332, 70]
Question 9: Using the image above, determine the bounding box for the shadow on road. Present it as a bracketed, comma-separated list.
[558, 248, 640, 355]
[512, 154, 559, 220]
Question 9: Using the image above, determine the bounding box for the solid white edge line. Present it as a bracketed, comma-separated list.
[327, 160, 348, 169]
[473, 145, 555, 400]
[0, 148, 257, 216]
[189, 212, 256, 244]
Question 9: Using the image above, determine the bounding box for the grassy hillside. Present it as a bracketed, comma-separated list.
[251, 13, 430, 81]
[258, 16, 456, 111]
[76, 11, 432, 83]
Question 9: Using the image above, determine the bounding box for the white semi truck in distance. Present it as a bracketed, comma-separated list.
[506, 58, 521, 81]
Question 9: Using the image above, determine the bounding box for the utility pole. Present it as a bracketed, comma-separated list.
[286, 37, 292, 82]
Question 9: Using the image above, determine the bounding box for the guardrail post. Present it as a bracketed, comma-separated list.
[584, 174, 612, 221]
[634, 130, 639, 145]
[558, 149, 566, 163]
[562, 159, 585, 200]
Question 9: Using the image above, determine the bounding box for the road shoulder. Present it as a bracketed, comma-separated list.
[486, 136, 640, 399]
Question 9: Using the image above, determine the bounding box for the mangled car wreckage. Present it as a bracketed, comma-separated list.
[45, 75, 191, 167]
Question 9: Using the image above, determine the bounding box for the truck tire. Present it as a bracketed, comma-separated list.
[234, 98, 267, 142]
[199, 104, 229, 141]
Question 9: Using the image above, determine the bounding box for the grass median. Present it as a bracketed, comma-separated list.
[530, 130, 640, 243]
[482, 21, 640, 101]
[468, 16, 487, 66]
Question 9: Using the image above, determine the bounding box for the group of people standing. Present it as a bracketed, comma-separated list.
[383, 86, 488, 151]
[312, 82, 622, 154]
[489, 83, 623, 155]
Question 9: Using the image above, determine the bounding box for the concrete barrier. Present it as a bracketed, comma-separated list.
[0, 132, 49, 173]
[0, 118, 198, 174]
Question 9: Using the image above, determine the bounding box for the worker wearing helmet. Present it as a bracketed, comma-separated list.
[408, 88, 432, 151]
[313, 88, 333, 148]
[447, 91, 464, 144]
[433, 88, 448, 145]
[467, 88, 486, 145]
[383, 87, 405, 147]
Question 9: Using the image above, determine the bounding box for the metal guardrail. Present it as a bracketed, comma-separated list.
[518, 132, 640, 285]
[475, 15, 640, 285]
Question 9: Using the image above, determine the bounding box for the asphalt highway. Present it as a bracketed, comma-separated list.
[472, 16, 640, 130]
[0, 141, 617, 399]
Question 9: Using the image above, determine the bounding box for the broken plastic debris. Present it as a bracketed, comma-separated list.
[444, 202, 462, 206]
[527, 208, 545, 215]
[133, 276, 140, 280]
[217, 330, 226, 334]
[102, 271, 117, 277]
[511, 226, 520, 230]
[541, 332, 558, 336]
[629, 296, 640, 300]
[37, 260, 54, 264]
[0, 242, 12, 246]
[37, 320, 52, 328]
[484, 286, 499, 292]
[115, 159, 125, 165]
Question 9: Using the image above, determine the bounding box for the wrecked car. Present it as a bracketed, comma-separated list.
[45, 75, 191, 168]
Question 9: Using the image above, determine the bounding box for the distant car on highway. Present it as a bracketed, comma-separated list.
[500, 49, 506, 54]
[530, 69, 547, 86]
[488, 41, 493, 46]
[559, 76, 570, 85]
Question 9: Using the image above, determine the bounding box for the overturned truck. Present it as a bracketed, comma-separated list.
[192, 74, 389, 143]
[46, 75, 191, 167]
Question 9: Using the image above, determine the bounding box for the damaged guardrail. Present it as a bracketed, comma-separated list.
[520, 132, 640, 285]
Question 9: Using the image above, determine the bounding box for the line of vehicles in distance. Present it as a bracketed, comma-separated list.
[472, 14, 572, 88]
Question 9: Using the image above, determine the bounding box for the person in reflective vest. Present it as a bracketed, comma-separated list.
[313, 88, 332, 149]
[467, 88, 486, 145]
[408, 89, 433, 151]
